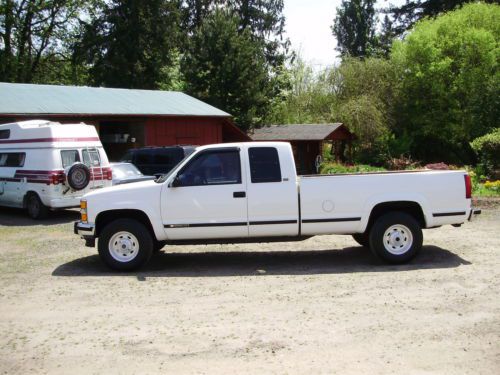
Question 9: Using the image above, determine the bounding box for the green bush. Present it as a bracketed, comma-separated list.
[471, 128, 500, 178]
[320, 162, 386, 175]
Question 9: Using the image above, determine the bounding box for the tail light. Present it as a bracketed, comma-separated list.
[50, 172, 65, 185]
[464, 174, 472, 199]
[104, 167, 113, 180]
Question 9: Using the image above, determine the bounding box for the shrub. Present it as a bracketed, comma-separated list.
[320, 162, 386, 174]
[471, 128, 500, 179]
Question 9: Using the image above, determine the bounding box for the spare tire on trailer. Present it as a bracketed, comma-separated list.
[66, 163, 91, 191]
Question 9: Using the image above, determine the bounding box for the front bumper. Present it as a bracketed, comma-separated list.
[74, 222, 96, 247]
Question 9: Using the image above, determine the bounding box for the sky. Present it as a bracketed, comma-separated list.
[283, 0, 408, 68]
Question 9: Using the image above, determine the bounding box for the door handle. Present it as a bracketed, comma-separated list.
[233, 191, 246, 198]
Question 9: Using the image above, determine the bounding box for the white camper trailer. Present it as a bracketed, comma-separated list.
[0, 120, 112, 219]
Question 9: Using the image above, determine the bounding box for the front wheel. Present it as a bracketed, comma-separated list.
[352, 233, 369, 247]
[369, 212, 423, 264]
[98, 219, 153, 271]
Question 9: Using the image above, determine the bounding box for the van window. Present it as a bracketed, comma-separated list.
[0, 130, 10, 139]
[0, 152, 25, 167]
[83, 149, 101, 167]
[248, 147, 282, 183]
[61, 150, 80, 168]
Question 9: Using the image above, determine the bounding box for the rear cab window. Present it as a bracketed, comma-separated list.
[248, 147, 282, 183]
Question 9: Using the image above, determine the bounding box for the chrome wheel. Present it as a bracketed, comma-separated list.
[383, 224, 413, 255]
[108, 231, 140, 262]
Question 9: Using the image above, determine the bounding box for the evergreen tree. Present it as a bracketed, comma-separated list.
[332, 0, 377, 58]
[182, 9, 275, 131]
[386, 0, 497, 36]
[75, 0, 181, 89]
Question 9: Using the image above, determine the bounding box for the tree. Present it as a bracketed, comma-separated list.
[385, 0, 498, 36]
[391, 3, 500, 163]
[0, 0, 89, 83]
[182, 9, 275, 131]
[331, 0, 378, 58]
[75, 0, 181, 89]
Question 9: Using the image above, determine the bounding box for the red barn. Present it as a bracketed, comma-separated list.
[0, 83, 249, 160]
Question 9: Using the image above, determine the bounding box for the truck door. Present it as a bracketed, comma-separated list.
[162, 147, 248, 240]
[246, 146, 299, 237]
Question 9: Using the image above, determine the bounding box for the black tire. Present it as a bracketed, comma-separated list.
[98, 218, 153, 271]
[352, 233, 369, 247]
[66, 163, 91, 191]
[26, 193, 49, 220]
[369, 212, 423, 264]
[153, 240, 166, 253]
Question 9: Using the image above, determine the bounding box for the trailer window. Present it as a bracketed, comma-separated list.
[83, 149, 101, 167]
[0, 153, 25, 167]
[248, 147, 281, 183]
[61, 150, 80, 168]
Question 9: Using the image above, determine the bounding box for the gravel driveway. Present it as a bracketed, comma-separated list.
[0, 207, 498, 374]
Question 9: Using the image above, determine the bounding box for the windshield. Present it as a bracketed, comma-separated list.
[112, 163, 143, 179]
[155, 148, 197, 183]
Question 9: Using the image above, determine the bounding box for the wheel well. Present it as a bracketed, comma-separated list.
[366, 201, 426, 232]
[95, 209, 157, 240]
[23, 191, 38, 208]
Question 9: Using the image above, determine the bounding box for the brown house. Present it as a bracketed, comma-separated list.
[0, 83, 249, 161]
[251, 123, 355, 174]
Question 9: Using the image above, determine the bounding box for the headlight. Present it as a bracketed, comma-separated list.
[80, 199, 88, 223]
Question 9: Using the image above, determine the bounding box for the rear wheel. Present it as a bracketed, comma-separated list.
[98, 219, 153, 271]
[26, 193, 49, 220]
[369, 212, 422, 264]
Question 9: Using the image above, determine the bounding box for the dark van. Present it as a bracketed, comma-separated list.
[120, 146, 196, 176]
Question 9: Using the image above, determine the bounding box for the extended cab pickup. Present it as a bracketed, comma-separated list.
[75, 142, 480, 270]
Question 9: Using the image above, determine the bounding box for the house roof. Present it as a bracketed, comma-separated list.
[251, 123, 351, 141]
[0, 83, 231, 117]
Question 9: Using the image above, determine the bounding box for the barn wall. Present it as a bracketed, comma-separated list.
[145, 117, 223, 146]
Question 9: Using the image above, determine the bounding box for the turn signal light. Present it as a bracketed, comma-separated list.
[80, 200, 87, 210]
[81, 213, 88, 222]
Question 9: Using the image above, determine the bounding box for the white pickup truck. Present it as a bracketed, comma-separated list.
[74, 142, 480, 270]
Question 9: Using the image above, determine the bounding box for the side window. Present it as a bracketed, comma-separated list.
[154, 150, 172, 165]
[0, 153, 25, 167]
[0, 129, 10, 139]
[136, 151, 152, 165]
[121, 151, 133, 163]
[178, 150, 241, 186]
[61, 150, 80, 168]
[82, 148, 101, 167]
[248, 147, 282, 183]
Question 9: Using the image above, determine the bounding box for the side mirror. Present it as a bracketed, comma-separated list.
[170, 175, 182, 188]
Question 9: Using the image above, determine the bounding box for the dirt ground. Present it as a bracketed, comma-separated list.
[0, 206, 498, 375]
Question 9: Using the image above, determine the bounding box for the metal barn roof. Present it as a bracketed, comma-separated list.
[251, 123, 347, 141]
[0, 83, 230, 117]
